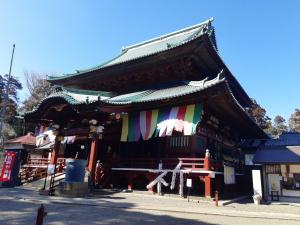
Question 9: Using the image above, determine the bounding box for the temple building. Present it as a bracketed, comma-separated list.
[24, 18, 267, 198]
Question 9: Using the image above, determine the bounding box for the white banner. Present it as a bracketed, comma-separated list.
[252, 170, 262, 196]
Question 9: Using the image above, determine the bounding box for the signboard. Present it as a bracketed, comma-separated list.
[0, 151, 16, 182]
[47, 164, 55, 174]
[224, 165, 235, 184]
[186, 178, 192, 187]
[252, 170, 262, 196]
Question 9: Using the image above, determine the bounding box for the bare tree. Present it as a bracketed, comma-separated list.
[21, 71, 55, 112]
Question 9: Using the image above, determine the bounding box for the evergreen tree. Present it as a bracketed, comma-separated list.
[0, 74, 22, 140]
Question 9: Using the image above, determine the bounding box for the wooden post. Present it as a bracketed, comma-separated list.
[50, 138, 61, 165]
[88, 136, 99, 183]
[205, 175, 212, 198]
[204, 149, 211, 170]
[35, 204, 47, 225]
[204, 149, 212, 198]
[215, 191, 219, 207]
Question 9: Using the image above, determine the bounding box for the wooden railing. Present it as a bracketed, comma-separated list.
[114, 157, 206, 170]
[19, 158, 67, 185]
[19, 167, 48, 184]
[23, 158, 49, 168]
[23, 157, 66, 168]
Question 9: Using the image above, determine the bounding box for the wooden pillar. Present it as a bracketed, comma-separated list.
[205, 175, 212, 198]
[204, 149, 211, 171]
[47, 133, 63, 176]
[204, 149, 212, 198]
[50, 137, 62, 165]
[88, 136, 99, 182]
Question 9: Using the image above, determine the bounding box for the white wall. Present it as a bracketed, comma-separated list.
[282, 189, 300, 197]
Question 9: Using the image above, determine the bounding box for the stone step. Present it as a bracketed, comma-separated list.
[54, 181, 90, 197]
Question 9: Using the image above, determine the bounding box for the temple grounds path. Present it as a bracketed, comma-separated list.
[0, 187, 300, 225]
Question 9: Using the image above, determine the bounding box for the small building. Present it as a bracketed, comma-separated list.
[1, 133, 36, 186]
[253, 132, 300, 202]
[4, 133, 36, 164]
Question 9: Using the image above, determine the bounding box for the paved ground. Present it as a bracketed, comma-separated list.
[0, 187, 300, 225]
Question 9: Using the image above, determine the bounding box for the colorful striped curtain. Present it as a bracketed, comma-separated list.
[140, 109, 159, 140]
[120, 114, 128, 142]
[120, 103, 203, 142]
[156, 107, 170, 137]
[128, 112, 140, 142]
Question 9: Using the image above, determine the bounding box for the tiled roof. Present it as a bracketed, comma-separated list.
[5, 133, 36, 146]
[24, 87, 116, 116]
[48, 18, 215, 80]
[264, 132, 300, 146]
[105, 72, 224, 104]
[25, 71, 267, 139]
[253, 132, 300, 163]
[253, 146, 300, 164]
[25, 72, 225, 116]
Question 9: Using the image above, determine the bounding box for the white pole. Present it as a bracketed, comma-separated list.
[179, 171, 184, 197]
[157, 161, 162, 195]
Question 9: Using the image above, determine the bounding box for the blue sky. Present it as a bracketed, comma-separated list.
[0, 1, 299, 121]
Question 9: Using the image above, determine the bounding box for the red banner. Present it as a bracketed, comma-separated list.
[0, 151, 16, 182]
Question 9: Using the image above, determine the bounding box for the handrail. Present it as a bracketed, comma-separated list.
[24, 158, 67, 167]
[115, 157, 206, 170]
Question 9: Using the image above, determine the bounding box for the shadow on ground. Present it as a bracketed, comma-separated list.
[0, 189, 216, 225]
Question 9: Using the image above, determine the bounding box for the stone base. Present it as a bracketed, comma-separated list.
[55, 181, 90, 197]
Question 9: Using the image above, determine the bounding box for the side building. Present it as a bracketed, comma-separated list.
[254, 132, 300, 202]
[24, 18, 267, 198]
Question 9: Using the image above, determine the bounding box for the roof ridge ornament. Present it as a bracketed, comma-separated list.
[205, 69, 225, 86]
[187, 77, 209, 87]
[187, 69, 225, 87]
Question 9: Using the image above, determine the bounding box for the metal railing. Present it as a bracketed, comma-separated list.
[48, 171, 66, 195]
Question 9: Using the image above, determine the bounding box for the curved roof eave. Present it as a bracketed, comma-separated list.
[201, 34, 252, 107]
[222, 81, 268, 139]
[47, 18, 215, 82]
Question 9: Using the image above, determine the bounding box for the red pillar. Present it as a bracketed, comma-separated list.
[50, 138, 61, 165]
[88, 137, 99, 182]
[204, 149, 212, 198]
[204, 149, 211, 171]
[205, 175, 212, 198]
